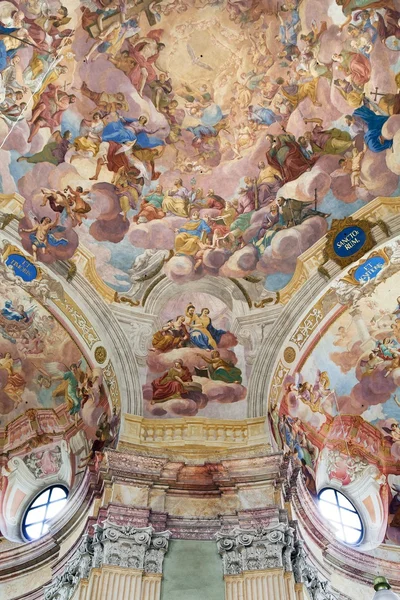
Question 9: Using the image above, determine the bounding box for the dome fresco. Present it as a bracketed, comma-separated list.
[0, 0, 399, 294]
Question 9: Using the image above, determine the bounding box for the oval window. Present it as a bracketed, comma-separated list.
[318, 488, 363, 545]
[22, 486, 68, 541]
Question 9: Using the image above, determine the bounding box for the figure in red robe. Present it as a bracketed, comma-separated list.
[265, 133, 316, 183]
[127, 30, 166, 97]
[27, 84, 76, 142]
[151, 359, 193, 404]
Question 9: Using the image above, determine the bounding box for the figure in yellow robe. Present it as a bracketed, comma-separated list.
[174, 213, 212, 256]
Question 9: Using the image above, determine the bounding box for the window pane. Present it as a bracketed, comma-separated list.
[344, 527, 362, 544]
[319, 489, 337, 504]
[25, 505, 47, 526]
[337, 494, 355, 511]
[340, 508, 362, 529]
[24, 487, 68, 541]
[332, 523, 345, 540]
[318, 489, 362, 546]
[30, 490, 50, 508]
[46, 499, 68, 520]
[319, 501, 341, 523]
[25, 523, 43, 540]
[50, 487, 67, 502]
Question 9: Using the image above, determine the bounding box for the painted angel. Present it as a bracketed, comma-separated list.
[20, 212, 68, 262]
[0, 352, 26, 405]
[382, 403, 400, 443]
[38, 361, 86, 424]
[291, 371, 331, 414]
[79, 365, 103, 408]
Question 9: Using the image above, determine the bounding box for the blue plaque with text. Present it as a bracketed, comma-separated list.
[5, 253, 38, 282]
[333, 226, 366, 258]
[353, 255, 386, 284]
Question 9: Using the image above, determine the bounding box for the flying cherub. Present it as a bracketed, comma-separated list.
[21, 212, 68, 261]
[382, 418, 400, 444]
[187, 44, 213, 71]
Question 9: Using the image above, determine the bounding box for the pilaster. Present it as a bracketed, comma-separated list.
[43, 521, 170, 600]
[70, 567, 162, 600]
[216, 524, 339, 600]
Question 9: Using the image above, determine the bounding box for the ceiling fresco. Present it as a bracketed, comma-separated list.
[268, 240, 400, 547]
[0, 268, 118, 473]
[0, 0, 400, 296]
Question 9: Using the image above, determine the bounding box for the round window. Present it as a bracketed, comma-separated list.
[318, 488, 363, 545]
[22, 486, 69, 541]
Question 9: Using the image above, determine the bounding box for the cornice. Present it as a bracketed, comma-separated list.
[101, 446, 283, 493]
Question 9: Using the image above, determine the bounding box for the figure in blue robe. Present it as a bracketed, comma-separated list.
[102, 116, 164, 148]
[186, 103, 226, 142]
[186, 123, 217, 142]
[201, 103, 224, 127]
[1, 300, 29, 322]
[353, 105, 393, 152]
[279, 5, 300, 46]
[0, 25, 19, 72]
[29, 227, 68, 248]
[248, 104, 282, 126]
[188, 308, 226, 350]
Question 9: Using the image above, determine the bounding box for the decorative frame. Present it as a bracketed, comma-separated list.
[320, 217, 376, 274]
[342, 248, 390, 285]
[2, 243, 42, 282]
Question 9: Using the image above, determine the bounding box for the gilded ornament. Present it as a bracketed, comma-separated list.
[283, 347, 296, 364]
[94, 346, 107, 364]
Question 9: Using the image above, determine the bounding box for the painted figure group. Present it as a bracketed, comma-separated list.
[0, 0, 398, 290]
[149, 304, 242, 403]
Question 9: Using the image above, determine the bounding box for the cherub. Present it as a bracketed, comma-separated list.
[40, 188, 74, 220]
[350, 143, 367, 188]
[21, 213, 68, 261]
[360, 351, 383, 374]
[65, 185, 91, 226]
[382, 414, 400, 443]
[333, 322, 353, 349]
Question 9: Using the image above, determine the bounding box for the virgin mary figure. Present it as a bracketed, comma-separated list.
[188, 307, 226, 350]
